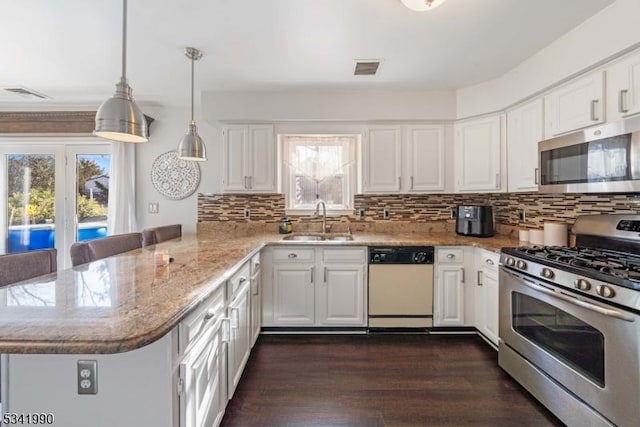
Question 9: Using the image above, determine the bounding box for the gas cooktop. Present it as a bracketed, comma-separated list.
[502, 246, 640, 290]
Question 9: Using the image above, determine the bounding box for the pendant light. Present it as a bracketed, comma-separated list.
[177, 47, 207, 161]
[94, 0, 148, 143]
[401, 0, 448, 11]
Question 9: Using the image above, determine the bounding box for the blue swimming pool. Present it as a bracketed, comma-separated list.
[8, 223, 108, 253]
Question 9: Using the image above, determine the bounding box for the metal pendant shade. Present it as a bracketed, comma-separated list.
[178, 47, 207, 161]
[94, 0, 148, 143]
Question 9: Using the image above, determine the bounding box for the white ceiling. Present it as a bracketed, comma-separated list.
[0, 0, 615, 108]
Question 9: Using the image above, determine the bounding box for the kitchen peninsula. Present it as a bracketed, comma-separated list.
[0, 230, 517, 427]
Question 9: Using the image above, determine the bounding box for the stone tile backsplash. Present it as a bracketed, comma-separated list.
[198, 192, 640, 230]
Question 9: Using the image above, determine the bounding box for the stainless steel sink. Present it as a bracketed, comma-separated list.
[281, 234, 354, 241]
[324, 235, 354, 241]
[282, 234, 324, 241]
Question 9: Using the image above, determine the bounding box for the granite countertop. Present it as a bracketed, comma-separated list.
[0, 231, 519, 354]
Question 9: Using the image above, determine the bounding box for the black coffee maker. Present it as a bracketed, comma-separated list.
[455, 205, 494, 237]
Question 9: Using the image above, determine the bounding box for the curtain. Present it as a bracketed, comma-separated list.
[107, 142, 137, 234]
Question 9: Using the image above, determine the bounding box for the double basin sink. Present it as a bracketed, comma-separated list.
[282, 233, 354, 241]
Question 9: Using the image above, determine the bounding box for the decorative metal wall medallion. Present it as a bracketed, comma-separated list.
[150, 151, 201, 200]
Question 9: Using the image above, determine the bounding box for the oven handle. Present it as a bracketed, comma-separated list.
[503, 269, 636, 323]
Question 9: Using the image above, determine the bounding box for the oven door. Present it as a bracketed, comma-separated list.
[499, 267, 640, 426]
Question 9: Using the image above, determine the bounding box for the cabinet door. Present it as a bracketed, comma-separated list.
[479, 268, 499, 347]
[363, 126, 402, 192]
[227, 283, 251, 399]
[179, 326, 224, 427]
[317, 264, 365, 326]
[222, 125, 248, 191]
[544, 71, 604, 136]
[607, 52, 640, 121]
[434, 266, 465, 326]
[272, 265, 315, 325]
[247, 125, 276, 191]
[454, 115, 503, 192]
[507, 99, 543, 192]
[406, 125, 445, 192]
[250, 270, 261, 347]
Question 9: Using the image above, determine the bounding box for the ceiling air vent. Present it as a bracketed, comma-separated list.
[2, 86, 51, 100]
[354, 60, 382, 76]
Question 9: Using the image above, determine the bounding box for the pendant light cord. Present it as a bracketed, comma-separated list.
[190, 54, 195, 122]
[122, 0, 127, 80]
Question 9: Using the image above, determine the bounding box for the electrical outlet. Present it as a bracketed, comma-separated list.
[383, 208, 390, 219]
[77, 360, 98, 395]
[518, 209, 526, 222]
[148, 202, 159, 214]
[244, 208, 251, 219]
[357, 208, 366, 220]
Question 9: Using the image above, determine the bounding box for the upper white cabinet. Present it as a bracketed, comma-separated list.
[362, 124, 449, 193]
[222, 124, 276, 192]
[405, 125, 446, 192]
[606, 51, 640, 121]
[507, 99, 544, 192]
[362, 126, 402, 192]
[454, 114, 506, 192]
[544, 71, 604, 136]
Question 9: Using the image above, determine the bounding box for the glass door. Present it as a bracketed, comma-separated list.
[1, 142, 111, 269]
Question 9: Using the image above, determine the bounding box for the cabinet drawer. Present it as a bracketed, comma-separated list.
[437, 248, 464, 264]
[272, 247, 315, 262]
[479, 250, 500, 273]
[228, 262, 251, 299]
[323, 247, 365, 263]
[179, 285, 225, 355]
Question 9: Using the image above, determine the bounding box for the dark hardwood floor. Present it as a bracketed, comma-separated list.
[222, 334, 564, 427]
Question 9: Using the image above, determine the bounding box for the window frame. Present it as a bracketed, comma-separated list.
[280, 133, 360, 216]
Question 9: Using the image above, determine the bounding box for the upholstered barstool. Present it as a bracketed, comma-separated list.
[142, 224, 182, 247]
[0, 248, 57, 287]
[70, 233, 143, 267]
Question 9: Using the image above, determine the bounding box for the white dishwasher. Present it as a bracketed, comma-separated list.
[368, 246, 434, 330]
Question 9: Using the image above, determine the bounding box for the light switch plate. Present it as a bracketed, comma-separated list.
[244, 208, 251, 219]
[148, 202, 159, 214]
[383, 208, 390, 219]
[357, 208, 365, 220]
[77, 360, 97, 394]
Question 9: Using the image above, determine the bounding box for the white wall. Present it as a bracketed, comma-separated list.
[135, 105, 221, 234]
[203, 89, 456, 122]
[456, 0, 640, 118]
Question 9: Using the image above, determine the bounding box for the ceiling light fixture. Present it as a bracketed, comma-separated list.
[177, 47, 207, 161]
[94, 0, 148, 143]
[401, 0, 448, 11]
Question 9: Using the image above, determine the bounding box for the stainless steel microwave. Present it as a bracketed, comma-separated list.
[538, 116, 640, 193]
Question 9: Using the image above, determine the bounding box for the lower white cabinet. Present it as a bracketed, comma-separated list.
[227, 278, 251, 399]
[250, 253, 262, 347]
[263, 246, 367, 327]
[434, 247, 475, 327]
[474, 249, 500, 347]
[179, 284, 228, 427]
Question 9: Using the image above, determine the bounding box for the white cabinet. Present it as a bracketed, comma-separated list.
[474, 249, 500, 347]
[362, 125, 449, 193]
[454, 114, 506, 192]
[362, 126, 402, 192]
[222, 124, 276, 192]
[607, 52, 640, 121]
[507, 99, 544, 192]
[263, 246, 367, 327]
[434, 247, 475, 327]
[250, 253, 262, 347]
[179, 285, 228, 427]
[227, 264, 252, 399]
[317, 248, 366, 326]
[544, 71, 604, 136]
[405, 125, 446, 192]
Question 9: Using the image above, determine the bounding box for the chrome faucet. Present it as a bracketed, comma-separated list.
[314, 199, 327, 234]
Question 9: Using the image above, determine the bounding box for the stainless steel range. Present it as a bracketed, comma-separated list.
[499, 214, 640, 427]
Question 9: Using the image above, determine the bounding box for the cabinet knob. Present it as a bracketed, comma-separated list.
[204, 309, 217, 321]
[288, 253, 297, 258]
[446, 253, 455, 259]
[485, 259, 494, 265]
